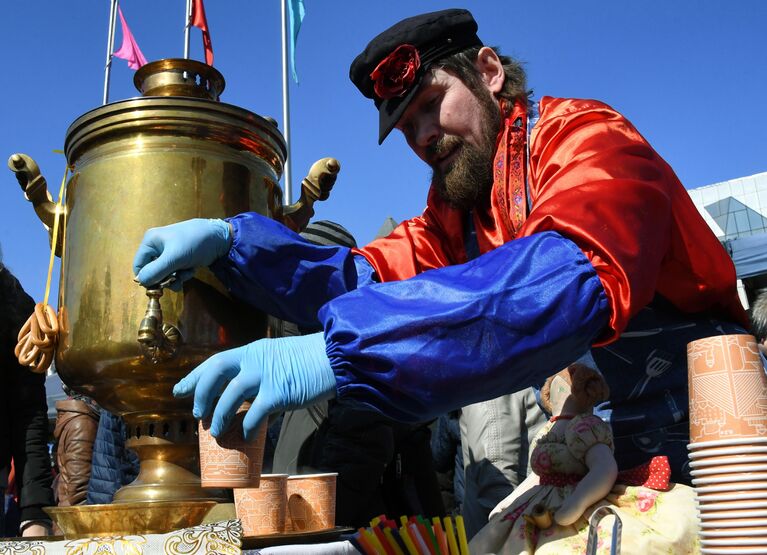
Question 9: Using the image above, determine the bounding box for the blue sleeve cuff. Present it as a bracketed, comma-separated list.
[209, 212, 368, 328]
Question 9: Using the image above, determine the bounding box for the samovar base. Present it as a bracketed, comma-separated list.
[45, 500, 217, 539]
[113, 459, 228, 503]
[119, 412, 229, 504]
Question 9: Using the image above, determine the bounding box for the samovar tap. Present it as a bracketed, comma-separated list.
[137, 277, 182, 363]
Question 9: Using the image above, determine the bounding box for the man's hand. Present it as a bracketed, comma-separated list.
[132, 218, 232, 291]
[173, 333, 337, 441]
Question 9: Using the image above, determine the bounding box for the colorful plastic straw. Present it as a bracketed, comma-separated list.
[443, 517, 460, 555]
[432, 517, 448, 555]
[384, 527, 406, 555]
[455, 515, 469, 555]
[399, 524, 420, 555]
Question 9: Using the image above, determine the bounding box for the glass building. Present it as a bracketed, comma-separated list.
[688, 171, 767, 307]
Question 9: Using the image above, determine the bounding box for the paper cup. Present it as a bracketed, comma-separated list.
[700, 518, 767, 529]
[691, 464, 767, 477]
[285, 473, 337, 532]
[691, 455, 767, 468]
[233, 474, 288, 536]
[700, 526, 767, 537]
[694, 481, 767, 494]
[689, 446, 767, 460]
[687, 334, 767, 444]
[198, 405, 267, 488]
[696, 492, 767, 503]
[699, 509, 767, 520]
[701, 548, 767, 555]
[689, 437, 767, 450]
[693, 473, 767, 486]
[701, 538, 767, 547]
[697, 500, 767, 511]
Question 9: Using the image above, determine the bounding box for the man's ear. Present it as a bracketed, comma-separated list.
[475, 46, 505, 94]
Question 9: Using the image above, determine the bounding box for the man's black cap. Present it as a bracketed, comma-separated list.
[349, 9, 482, 144]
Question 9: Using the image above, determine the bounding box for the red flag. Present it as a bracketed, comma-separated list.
[191, 0, 214, 66]
[113, 6, 148, 70]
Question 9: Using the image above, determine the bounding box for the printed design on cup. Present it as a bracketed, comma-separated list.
[234, 475, 288, 536]
[198, 417, 266, 488]
[286, 474, 337, 532]
[688, 335, 767, 443]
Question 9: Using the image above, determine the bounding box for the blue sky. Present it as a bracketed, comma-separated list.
[2, 1, 766, 301]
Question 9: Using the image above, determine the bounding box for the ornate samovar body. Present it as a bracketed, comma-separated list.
[9, 59, 336, 507]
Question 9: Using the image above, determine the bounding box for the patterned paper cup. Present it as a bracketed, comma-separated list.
[198, 404, 267, 488]
[233, 474, 288, 536]
[285, 473, 337, 532]
[687, 334, 767, 444]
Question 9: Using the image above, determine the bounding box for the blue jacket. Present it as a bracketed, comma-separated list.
[86, 410, 139, 505]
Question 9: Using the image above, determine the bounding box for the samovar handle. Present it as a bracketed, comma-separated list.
[280, 157, 340, 233]
[7, 153, 64, 257]
[137, 275, 182, 364]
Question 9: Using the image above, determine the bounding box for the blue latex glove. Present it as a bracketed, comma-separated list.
[133, 218, 232, 291]
[173, 332, 337, 440]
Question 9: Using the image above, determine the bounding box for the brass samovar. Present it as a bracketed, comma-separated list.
[9, 59, 338, 533]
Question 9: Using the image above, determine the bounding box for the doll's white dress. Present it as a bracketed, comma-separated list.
[469, 414, 699, 554]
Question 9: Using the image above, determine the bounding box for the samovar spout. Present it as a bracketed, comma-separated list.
[7, 153, 64, 256]
[137, 284, 182, 364]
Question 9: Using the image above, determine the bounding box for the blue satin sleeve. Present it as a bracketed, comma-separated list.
[209, 212, 375, 328]
[320, 231, 610, 422]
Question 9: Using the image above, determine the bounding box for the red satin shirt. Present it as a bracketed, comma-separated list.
[355, 96, 748, 345]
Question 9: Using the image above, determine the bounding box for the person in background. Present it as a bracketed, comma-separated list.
[53, 388, 99, 507]
[0, 260, 54, 536]
[460, 389, 546, 537]
[430, 409, 463, 515]
[750, 292, 767, 349]
[749, 292, 767, 372]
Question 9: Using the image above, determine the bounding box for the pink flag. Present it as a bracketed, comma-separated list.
[113, 6, 148, 70]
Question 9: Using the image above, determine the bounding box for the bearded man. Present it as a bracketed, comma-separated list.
[133, 8, 748, 510]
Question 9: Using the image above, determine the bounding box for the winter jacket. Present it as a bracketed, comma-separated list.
[53, 399, 99, 506]
[86, 409, 139, 505]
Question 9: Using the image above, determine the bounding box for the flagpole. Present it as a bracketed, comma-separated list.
[184, 0, 192, 58]
[280, 0, 293, 205]
[102, 0, 119, 105]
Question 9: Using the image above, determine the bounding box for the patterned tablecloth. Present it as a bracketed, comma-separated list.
[0, 520, 359, 555]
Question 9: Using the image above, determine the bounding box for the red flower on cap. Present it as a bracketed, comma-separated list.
[369, 44, 421, 100]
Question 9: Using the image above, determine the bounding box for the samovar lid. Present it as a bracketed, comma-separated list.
[134, 58, 225, 100]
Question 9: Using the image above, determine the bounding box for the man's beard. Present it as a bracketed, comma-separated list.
[429, 90, 502, 211]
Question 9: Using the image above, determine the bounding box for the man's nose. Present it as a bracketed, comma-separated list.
[415, 120, 440, 149]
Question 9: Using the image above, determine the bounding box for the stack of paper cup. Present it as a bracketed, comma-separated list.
[687, 334, 767, 554]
